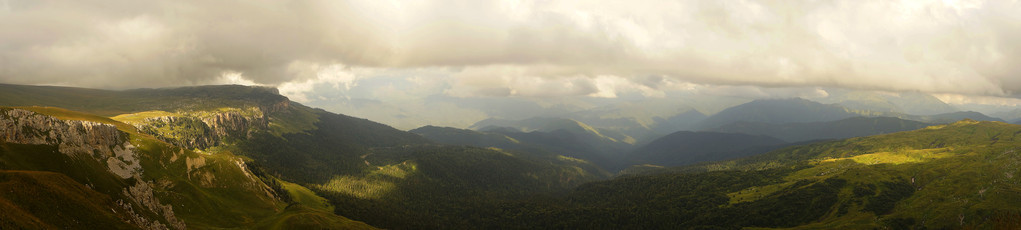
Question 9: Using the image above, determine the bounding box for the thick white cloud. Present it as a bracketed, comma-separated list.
[2, 0, 1020, 105]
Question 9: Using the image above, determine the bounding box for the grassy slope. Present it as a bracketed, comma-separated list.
[277, 179, 335, 212]
[315, 145, 609, 229]
[252, 205, 375, 230]
[1, 84, 427, 228]
[0, 170, 137, 230]
[237, 107, 431, 184]
[605, 120, 1021, 229]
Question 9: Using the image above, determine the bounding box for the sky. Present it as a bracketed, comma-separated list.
[2, 0, 1021, 129]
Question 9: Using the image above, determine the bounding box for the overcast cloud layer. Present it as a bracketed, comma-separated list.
[2, 0, 1021, 128]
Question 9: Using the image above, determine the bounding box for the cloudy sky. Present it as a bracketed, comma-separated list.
[2, 0, 1021, 129]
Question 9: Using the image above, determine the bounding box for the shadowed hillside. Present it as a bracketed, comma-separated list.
[628, 131, 788, 167]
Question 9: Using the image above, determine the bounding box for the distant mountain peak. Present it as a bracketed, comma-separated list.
[694, 97, 856, 130]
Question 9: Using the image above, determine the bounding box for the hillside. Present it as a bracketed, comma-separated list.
[711, 116, 933, 142]
[316, 145, 607, 229]
[1, 84, 614, 229]
[0, 107, 373, 229]
[0, 84, 430, 183]
[627, 131, 788, 167]
[528, 120, 1021, 229]
[410, 125, 621, 171]
[0, 170, 137, 229]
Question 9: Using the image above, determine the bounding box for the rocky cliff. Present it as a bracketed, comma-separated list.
[132, 108, 267, 150]
[1, 108, 124, 158]
[0, 108, 185, 230]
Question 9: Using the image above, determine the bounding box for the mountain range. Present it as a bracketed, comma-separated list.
[3, 83, 1021, 229]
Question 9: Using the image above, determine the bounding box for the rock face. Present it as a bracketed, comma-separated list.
[204, 111, 259, 138]
[137, 116, 218, 150]
[135, 109, 267, 150]
[1, 108, 123, 158]
[0, 108, 185, 230]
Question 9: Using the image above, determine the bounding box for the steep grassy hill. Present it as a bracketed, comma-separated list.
[0, 170, 137, 229]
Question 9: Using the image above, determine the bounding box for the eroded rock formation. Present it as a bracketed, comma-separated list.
[0, 108, 185, 230]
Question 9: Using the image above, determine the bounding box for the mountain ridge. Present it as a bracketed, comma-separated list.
[694, 98, 859, 130]
[628, 131, 788, 167]
[710, 116, 933, 142]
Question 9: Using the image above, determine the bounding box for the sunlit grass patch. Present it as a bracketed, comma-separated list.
[487, 147, 515, 157]
[315, 162, 418, 199]
[110, 109, 175, 124]
[819, 148, 955, 165]
[728, 180, 800, 205]
[372, 162, 416, 179]
[317, 176, 396, 200]
[111, 107, 264, 124]
[556, 155, 589, 164]
[278, 179, 334, 212]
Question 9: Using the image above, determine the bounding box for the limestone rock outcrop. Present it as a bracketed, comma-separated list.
[0, 108, 184, 230]
[134, 109, 267, 150]
[1, 108, 123, 158]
